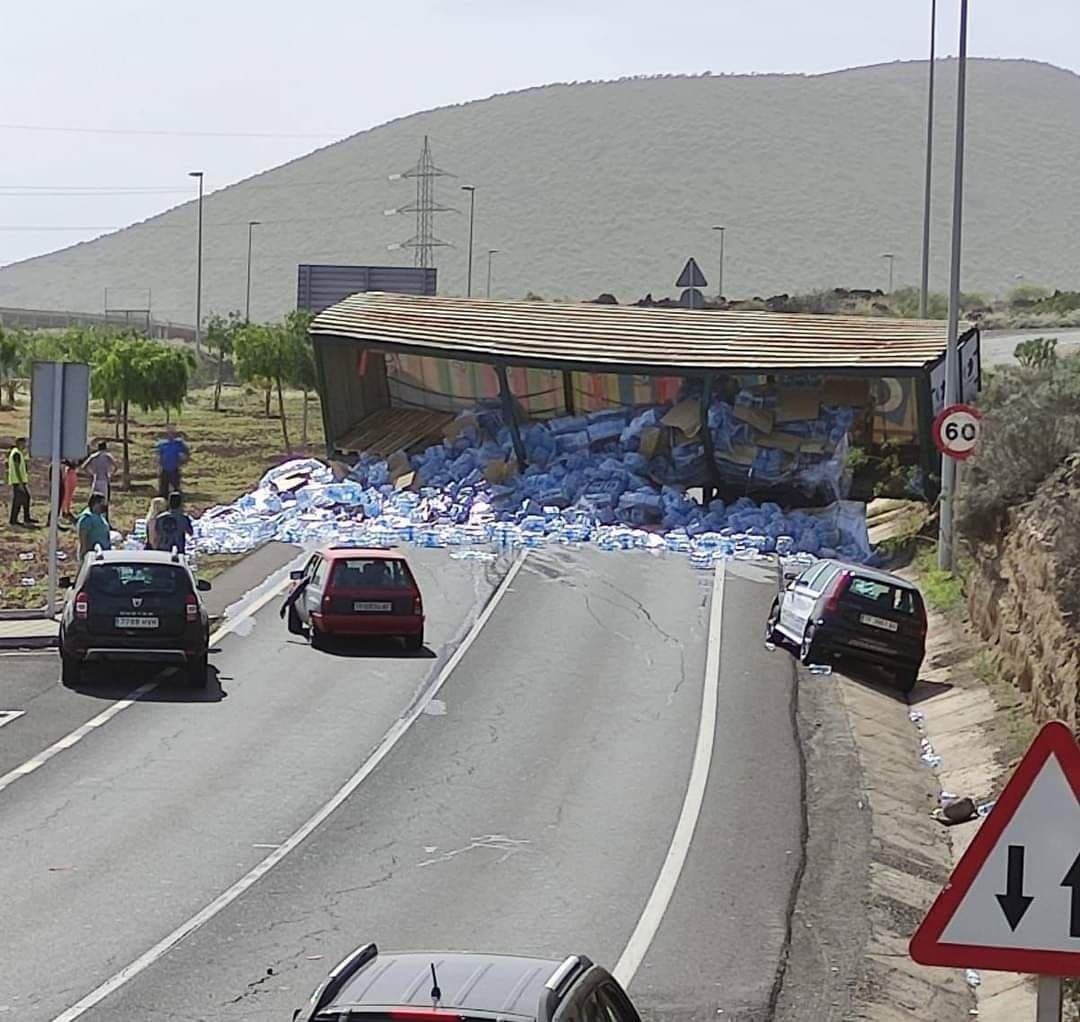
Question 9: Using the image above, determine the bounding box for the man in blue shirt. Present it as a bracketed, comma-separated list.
[156, 426, 190, 498]
[76, 493, 111, 560]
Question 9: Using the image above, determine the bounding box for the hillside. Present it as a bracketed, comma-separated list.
[1, 59, 1079, 324]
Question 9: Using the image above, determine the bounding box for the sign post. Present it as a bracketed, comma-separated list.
[910, 721, 1080, 1021]
[29, 362, 90, 617]
[676, 257, 708, 310]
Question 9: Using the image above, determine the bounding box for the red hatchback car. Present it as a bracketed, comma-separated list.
[285, 547, 425, 650]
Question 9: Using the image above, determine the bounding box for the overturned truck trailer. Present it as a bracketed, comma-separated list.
[308, 292, 980, 506]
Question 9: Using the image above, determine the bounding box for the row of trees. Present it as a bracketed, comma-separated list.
[205, 309, 316, 449]
[0, 324, 195, 487]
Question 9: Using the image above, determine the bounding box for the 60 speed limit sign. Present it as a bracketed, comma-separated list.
[932, 403, 982, 461]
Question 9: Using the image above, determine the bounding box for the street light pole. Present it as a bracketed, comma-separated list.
[245, 220, 260, 322]
[461, 185, 476, 297]
[189, 171, 204, 355]
[920, 0, 938, 318]
[712, 225, 726, 302]
[882, 253, 896, 293]
[486, 249, 499, 298]
[938, 0, 970, 573]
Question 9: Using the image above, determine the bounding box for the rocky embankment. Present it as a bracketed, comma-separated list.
[967, 453, 1080, 728]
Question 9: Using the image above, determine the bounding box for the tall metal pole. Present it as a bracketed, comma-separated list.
[1036, 976, 1062, 1022]
[462, 185, 476, 297]
[189, 171, 204, 354]
[920, 0, 938, 318]
[245, 220, 259, 322]
[938, 0, 969, 573]
[486, 249, 499, 298]
[712, 225, 726, 302]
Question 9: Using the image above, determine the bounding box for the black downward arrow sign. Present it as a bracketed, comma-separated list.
[1062, 850, 1080, 938]
[996, 845, 1034, 931]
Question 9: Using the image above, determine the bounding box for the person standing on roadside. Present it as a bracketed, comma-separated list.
[61, 459, 79, 520]
[7, 436, 36, 528]
[76, 492, 111, 560]
[156, 426, 189, 498]
[81, 440, 116, 502]
[145, 495, 167, 550]
[153, 491, 193, 554]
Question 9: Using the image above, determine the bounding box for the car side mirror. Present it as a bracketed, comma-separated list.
[196, 579, 212, 592]
[58, 576, 73, 589]
[289, 569, 305, 580]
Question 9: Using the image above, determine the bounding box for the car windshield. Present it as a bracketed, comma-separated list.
[847, 577, 917, 615]
[331, 558, 414, 589]
[86, 563, 189, 596]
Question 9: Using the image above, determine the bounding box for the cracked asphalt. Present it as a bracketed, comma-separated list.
[0, 548, 804, 1022]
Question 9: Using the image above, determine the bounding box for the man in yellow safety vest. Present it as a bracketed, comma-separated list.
[7, 436, 36, 527]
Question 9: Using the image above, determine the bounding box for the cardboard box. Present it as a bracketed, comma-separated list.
[444, 412, 478, 441]
[639, 425, 662, 459]
[721, 443, 758, 467]
[775, 389, 820, 423]
[758, 431, 803, 453]
[484, 458, 517, 485]
[732, 404, 775, 434]
[661, 398, 701, 438]
[386, 450, 412, 482]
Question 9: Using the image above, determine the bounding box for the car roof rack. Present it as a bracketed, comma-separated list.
[93, 544, 106, 562]
[537, 955, 592, 1022]
[295, 941, 378, 1021]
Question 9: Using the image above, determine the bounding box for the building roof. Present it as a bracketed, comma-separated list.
[310, 292, 964, 377]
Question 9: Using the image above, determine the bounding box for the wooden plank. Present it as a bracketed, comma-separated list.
[338, 408, 453, 458]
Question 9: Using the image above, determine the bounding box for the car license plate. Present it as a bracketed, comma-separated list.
[860, 613, 898, 632]
[354, 601, 392, 612]
[115, 615, 159, 629]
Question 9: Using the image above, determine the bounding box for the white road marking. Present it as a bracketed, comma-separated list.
[612, 559, 725, 988]
[0, 710, 27, 729]
[0, 573, 293, 797]
[49, 549, 528, 1022]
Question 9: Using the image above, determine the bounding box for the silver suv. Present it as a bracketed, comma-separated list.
[294, 943, 641, 1022]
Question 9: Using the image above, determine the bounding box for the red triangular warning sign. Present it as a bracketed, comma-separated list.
[910, 721, 1080, 976]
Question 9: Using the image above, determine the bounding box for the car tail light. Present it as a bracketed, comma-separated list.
[322, 593, 332, 611]
[185, 593, 198, 622]
[74, 591, 89, 620]
[916, 599, 929, 637]
[413, 595, 423, 615]
[822, 570, 852, 616]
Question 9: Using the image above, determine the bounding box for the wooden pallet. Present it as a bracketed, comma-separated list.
[336, 408, 454, 458]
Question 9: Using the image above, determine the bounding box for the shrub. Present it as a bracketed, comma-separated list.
[957, 355, 1080, 542]
[1014, 336, 1058, 369]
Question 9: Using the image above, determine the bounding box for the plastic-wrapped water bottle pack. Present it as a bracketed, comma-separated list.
[186, 399, 876, 571]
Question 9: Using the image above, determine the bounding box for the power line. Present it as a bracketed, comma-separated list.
[0, 122, 344, 139]
[391, 135, 455, 269]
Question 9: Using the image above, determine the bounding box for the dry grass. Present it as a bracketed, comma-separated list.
[0, 385, 323, 610]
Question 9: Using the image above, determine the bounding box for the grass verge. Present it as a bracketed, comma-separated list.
[0, 384, 323, 610]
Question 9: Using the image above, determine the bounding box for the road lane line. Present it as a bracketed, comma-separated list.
[0, 571, 294, 797]
[49, 549, 528, 1022]
[612, 559, 725, 988]
[0, 710, 26, 729]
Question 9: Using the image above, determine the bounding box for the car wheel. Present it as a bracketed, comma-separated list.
[800, 625, 826, 666]
[287, 603, 306, 636]
[310, 625, 326, 651]
[60, 650, 81, 688]
[187, 653, 209, 689]
[765, 600, 782, 647]
[893, 666, 919, 694]
[405, 630, 424, 652]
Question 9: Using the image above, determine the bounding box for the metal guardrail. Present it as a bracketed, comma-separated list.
[0, 306, 195, 342]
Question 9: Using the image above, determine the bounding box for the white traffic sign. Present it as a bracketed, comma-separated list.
[931, 402, 982, 461]
[910, 721, 1080, 975]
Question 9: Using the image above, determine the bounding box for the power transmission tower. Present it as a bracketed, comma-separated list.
[389, 136, 455, 268]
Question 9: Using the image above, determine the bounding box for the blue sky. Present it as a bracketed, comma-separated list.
[2, 0, 1077, 266]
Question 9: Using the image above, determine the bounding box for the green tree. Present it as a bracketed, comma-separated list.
[233, 322, 278, 419]
[0, 326, 28, 409]
[94, 339, 193, 487]
[283, 310, 316, 446]
[206, 310, 243, 412]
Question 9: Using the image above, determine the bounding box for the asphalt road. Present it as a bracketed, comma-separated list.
[0, 547, 804, 1022]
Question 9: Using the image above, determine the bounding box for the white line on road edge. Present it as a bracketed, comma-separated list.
[49, 549, 528, 1022]
[612, 558, 725, 989]
[0, 573, 293, 797]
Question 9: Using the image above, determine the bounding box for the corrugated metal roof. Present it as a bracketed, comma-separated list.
[310, 292, 961, 376]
